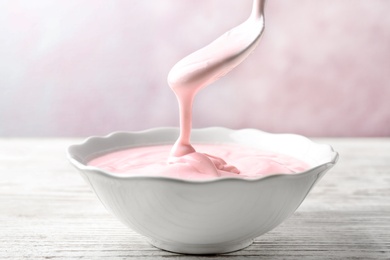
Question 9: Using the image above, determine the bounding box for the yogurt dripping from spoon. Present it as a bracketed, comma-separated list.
[168, 0, 266, 176]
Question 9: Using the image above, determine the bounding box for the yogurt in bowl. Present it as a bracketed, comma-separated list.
[67, 127, 338, 254]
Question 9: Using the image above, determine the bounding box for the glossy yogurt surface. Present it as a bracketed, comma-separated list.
[88, 144, 310, 180]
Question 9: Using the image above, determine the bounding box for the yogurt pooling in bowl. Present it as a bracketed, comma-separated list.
[88, 143, 310, 180]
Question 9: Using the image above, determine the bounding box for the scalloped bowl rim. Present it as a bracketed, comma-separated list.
[67, 127, 339, 184]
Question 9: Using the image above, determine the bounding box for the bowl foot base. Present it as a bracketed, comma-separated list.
[147, 238, 253, 255]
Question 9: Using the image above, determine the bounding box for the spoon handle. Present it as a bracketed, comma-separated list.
[251, 0, 266, 19]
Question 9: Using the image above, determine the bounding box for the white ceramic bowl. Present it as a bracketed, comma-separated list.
[67, 127, 338, 254]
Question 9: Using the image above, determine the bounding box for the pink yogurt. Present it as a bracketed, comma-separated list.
[166, 0, 266, 176]
[88, 144, 310, 180]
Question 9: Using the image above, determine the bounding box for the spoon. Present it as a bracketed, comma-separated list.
[169, 0, 266, 157]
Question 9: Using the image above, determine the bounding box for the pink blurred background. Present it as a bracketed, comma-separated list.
[1, 0, 389, 137]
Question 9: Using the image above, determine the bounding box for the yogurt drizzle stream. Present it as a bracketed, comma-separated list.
[168, 0, 266, 175]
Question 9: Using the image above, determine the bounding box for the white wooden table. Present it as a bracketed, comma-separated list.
[1, 138, 389, 259]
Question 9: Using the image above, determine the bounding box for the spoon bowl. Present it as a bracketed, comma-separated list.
[168, 0, 266, 90]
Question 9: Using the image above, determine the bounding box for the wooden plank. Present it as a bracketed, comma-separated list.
[1, 138, 389, 259]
